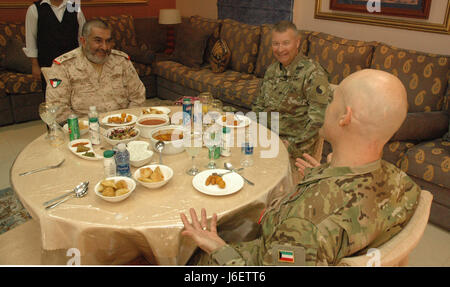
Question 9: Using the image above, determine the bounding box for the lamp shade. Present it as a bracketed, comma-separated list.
[159, 9, 181, 25]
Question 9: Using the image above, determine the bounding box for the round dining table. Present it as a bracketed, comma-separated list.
[10, 106, 293, 265]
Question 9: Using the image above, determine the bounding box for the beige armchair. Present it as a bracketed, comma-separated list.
[337, 190, 433, 266]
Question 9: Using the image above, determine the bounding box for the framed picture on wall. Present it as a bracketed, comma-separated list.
[314, 0, 450, 34]
[329, 0, 432, 19]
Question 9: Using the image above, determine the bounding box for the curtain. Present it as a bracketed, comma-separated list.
[217, 0, 294, 25]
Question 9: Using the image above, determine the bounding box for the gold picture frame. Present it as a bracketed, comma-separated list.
[314, 0, 450, 35]
[0, 0, 149, 8]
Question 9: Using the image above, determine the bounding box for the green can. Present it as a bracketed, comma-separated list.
[67, 114, 80, 141]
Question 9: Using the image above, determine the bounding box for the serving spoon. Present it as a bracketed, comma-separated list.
[43, 181, 89, 207]
[155, 140, 165, 164]
[224, 163, 254, 185]
[45, 183, 88, 210]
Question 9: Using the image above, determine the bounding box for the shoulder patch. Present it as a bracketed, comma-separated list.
[111, 49, 130, 60]
[53, 50, 77, 65]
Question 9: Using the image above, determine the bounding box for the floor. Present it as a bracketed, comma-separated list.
[1, 117, 449, 266]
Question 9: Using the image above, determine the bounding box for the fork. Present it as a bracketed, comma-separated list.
[19, 159, 65, 176]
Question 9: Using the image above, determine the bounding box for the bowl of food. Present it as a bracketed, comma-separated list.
[141, 107, 171, 116]
[149, 125, 186, 155]
[127, 140, 154, 167]
[63, 120, 89, 135]
[133, 164, 173, 189]
[104, 126, 140, 146]
[94, 176, 136, 202]
[136, 114, 170, 138]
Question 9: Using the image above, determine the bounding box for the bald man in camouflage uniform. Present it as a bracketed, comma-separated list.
[44, 19, 145, 123]
[181, 69, 420, 266]
[252, 21, 332, 159]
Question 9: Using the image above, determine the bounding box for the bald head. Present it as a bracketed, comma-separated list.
[321, 69, 408, 150]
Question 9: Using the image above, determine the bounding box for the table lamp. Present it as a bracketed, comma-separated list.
[159, 9, 181, 55]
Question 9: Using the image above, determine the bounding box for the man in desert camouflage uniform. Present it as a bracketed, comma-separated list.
[44, 19, 145, 123]
[180, 69, 420, 266]
[252, 21, 332, 160]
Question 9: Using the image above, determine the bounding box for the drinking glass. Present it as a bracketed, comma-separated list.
[39, 102, 59, 140]
[208, 99, 223, 124]
[199, 92, 212, 114]
[204, 126, 221, 169]
[184, 131, 202, 176]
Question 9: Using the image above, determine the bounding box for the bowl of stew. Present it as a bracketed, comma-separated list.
[136, 114, 169, 138]
[149, 125, 186, 155]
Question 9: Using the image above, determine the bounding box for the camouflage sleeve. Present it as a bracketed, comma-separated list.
[210, 217, 343, 266]
[252, 73, 270, 115]
[289, 65, 332, 158]
[123, 60, 146, 108]
[44, 63, 74, 124]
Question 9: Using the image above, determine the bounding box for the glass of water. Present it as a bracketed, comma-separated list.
[184, 131, 202, 176]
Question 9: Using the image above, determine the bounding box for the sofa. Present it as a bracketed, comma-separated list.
[0, 15, 154, 126]
[132, 15, 449, 230]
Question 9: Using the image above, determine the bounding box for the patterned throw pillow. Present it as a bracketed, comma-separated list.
[189, 16, 222, 64]
[220, 19, 261, 74]
[96, 15, 138, 50]
[172, 22, 210, 69]
[209, 39, 231, 73]
[371, 43, 449, 113]
[308, 32, 377, 85]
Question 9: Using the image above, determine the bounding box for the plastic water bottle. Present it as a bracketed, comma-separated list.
[183, 98, 192, 127]
[115, 143, 131, 177]
[88, 106, 100, 145]
[193, 100, 202, 130]
[103, 150, 116, 178]
[240, 128, 254, 167]
[221, 127, 231, 157]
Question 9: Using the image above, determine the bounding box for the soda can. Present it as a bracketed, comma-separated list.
[183, 98, 192, 126]
[67, 114, 80, 141]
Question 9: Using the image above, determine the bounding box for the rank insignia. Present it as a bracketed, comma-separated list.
[49, 78, 62, 88]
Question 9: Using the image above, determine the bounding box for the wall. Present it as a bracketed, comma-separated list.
[176, 0, 217, 19]
[176, 0, 449, 55]
[0, 0, 175, 21]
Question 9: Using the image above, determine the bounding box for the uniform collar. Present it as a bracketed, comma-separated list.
[277, 52, 306, 76]
[76, 47, 114, 71]
[300, 159, 382, 187]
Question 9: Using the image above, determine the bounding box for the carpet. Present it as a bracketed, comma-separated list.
[0, 187, 31, 235]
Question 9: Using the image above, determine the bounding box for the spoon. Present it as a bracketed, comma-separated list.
[43, 181, 89, 207]
[155, 141, 165, 164]
[45, 184, 88, 210]
[224, 163, 254, 185]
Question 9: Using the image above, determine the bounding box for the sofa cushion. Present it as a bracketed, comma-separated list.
[0, 72, 41, 94]
[254, 24, 310, 78]
[220, 75, 261, 110]
[220, 19, 260, 74]
[400, 139, 450, 189]
[371, 43, 449, 113]
[391, 111, 449, 142]
[0, 21, 26, 69]
[96, 15, 138, 50]
[132, 62, 152, 77]
[383, 141, 417, 167]
[4, 38, 31, 74]
[189, 15, 222, 64]
[209, 39, 231, 73]
[307, 32, 376, 84]
[171, 22, 210, 69]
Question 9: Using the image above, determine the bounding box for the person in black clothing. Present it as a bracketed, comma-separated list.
[23, 0, 86, 91]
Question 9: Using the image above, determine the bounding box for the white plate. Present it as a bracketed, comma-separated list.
[216, 114, 251, 128]
[101, 113, 137, 127]
[68, 139, 103, 161]
[141, 107, 171, 115]
[192, 169, 244, 196]
[63, 120, 89, 135]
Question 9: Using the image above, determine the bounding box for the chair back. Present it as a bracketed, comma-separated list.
[337, 189, 433, 266]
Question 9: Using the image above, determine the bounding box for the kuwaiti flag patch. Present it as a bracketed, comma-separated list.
[278, 250, 295, 263]
[49, 78, 62, 88]
[272, 244, 306, 266]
